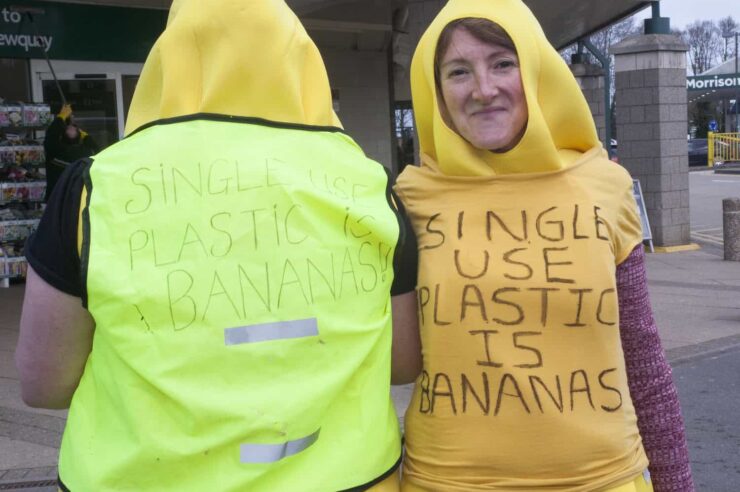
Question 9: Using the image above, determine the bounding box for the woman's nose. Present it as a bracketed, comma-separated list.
[472, 71, 498, 103]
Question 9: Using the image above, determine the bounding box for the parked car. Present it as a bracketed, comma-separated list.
[688, 138, 708, 167]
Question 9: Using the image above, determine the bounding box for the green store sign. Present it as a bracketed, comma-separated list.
[687, 74, 740, 91]
[0, 0, 166, 62]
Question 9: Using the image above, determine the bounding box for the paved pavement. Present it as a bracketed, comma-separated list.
[689, 169, 740, 257]
[1, 170, 739, 489]
[673, 345, 740, 491]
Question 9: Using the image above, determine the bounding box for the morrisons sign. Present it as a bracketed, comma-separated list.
[687, 74, 740, 91]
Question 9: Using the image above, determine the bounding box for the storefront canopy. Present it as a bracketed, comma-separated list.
[525, 0, 655, 49]
[36, 0, 656, 50]
[688, 58, 740, 105]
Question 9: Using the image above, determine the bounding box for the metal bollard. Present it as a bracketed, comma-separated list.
[724, 198, 740, 261]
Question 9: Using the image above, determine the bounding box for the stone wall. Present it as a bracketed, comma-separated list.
[571, 63, 606, 145]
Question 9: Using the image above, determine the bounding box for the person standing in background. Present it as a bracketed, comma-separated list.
[42, 103, 98, 201]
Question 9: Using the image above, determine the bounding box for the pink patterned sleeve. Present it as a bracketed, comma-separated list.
[616, 245, 695, 492]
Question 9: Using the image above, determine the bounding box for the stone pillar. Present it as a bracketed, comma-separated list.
[571, 62, 606, 145]
[724, 198, 740, 261]
[611, 35, 690, 247]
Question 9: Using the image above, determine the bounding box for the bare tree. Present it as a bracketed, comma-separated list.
[718, 16, 738, 62]
[682, 20, 722, 75]
[560, 17, 640, 65]
[591, 17, 640, 59]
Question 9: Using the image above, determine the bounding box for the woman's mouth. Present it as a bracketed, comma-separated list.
[472, 107, 506, 117]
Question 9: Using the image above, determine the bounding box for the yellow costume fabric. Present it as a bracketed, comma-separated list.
[401, 470, 654, 492]
[394, 0, 648, 490]
[124, 0, 341, 135]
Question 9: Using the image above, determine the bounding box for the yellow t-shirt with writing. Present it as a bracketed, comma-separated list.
[395, 149, 647, 491]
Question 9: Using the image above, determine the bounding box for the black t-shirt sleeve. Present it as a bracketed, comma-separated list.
[25, 159, 88, 297]
[390, 190, 418, 296]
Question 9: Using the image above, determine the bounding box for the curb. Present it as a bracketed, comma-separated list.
[667, 333, 740, 366]
[713, 165, 740, 175]
[0, 467, 57, 491]
[650, 243, 702, 254]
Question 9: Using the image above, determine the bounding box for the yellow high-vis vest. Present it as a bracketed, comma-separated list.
[59, 117, 403, 491]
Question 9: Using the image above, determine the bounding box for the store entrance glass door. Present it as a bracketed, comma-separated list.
[41, 76, 119, 150]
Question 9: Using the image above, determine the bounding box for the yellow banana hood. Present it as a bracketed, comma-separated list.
[125, 0, 341, 135]
[411, 0, 602, 176]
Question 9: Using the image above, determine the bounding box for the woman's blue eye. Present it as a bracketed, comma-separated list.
[448, 68, 467, 78]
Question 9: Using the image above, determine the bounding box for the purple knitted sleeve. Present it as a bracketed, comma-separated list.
[617, 245, 694, 492]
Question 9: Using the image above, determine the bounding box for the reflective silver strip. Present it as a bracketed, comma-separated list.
[240, 429, 320, 464]
[224, 318, 318, 345]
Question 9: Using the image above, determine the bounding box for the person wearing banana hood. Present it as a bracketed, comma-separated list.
[392, 0, 694, 490]
[15, 1, 420, 490]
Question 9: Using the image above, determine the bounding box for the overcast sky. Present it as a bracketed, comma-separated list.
[634, 0, 737, 30]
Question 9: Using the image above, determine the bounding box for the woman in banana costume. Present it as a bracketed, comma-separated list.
[393, 1, 694, 490]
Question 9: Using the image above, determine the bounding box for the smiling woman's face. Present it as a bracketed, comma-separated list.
[438, 27, 528, 152]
